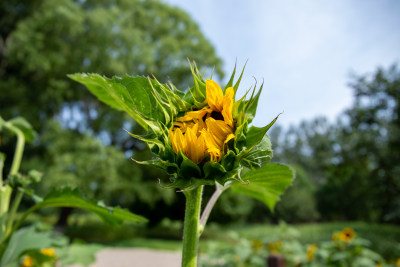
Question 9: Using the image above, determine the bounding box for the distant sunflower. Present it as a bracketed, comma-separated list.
[41, 248, 56, 257]
[306, 244, 318, 261]
[21, 256, 34, 267]
[339, 228, 355, 242]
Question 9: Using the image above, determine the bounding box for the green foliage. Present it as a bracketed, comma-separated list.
[270, 64, 400, 223]
[24, 187, 147, 226]
[0, 0, 223, 226]
[232, 164, 294, 211]
[57, 243, 104, 267]
[200, 223, 400, 267]
[0, 226, 66, 267]
[275, 165, 320, 222]
[1, 0, 223, 130]
[28, 121, 175, 212]
[71, 63, 292, 199]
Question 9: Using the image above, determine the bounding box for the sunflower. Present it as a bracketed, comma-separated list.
[21, 256, 34, 267]
[306, 244, 318, 261]
[339, 228, 355, 242]
[70, 62, 280, 190]
[169, 80, 235, 163]
[41, 248, 56, 257]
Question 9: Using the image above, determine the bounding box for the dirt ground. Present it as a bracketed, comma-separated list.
[69, 248, 181, 267]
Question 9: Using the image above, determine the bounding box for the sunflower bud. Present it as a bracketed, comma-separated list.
[69, 62, 279, 191]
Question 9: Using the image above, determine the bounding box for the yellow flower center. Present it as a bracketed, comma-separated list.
[169, 80, 235, 163]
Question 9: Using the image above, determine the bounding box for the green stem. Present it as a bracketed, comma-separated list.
[5, 190, 23, 236]
[0, 185, 12, 241]
[1, 123, 26, 239]
[8, 127, 25, 176]
[182, 186, 203, 267]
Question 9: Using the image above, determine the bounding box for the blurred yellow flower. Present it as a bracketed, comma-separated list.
[251, 239, 264, 253]
[41, 248, 56, 257]
[306, 244, 318, 261]
[21, 256, 34, 267]
[332, 232, 340, 242]
[397, 258, 400, 266]
[376, 264, 382, 267]
[339, 228, 355, 242]
[170, 80, 234, 163]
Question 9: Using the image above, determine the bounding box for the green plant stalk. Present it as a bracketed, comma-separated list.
[182, 185, 203, 267]
[7, 125, 25, 176]
[0, 185, 12, 241]
[2, 123, 26, 237]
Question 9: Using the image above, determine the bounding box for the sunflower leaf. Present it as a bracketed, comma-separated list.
[231, 163, 294, 211]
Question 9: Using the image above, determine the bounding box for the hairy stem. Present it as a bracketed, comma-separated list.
[182, 186, 203, 267]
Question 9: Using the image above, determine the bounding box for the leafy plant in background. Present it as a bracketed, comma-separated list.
[200, 223, 400, 267]
[69, 62, 295, 267]
[0, 116, 147, 266]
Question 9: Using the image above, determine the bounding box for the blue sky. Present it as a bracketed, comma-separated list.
[164, 0, 400, 128]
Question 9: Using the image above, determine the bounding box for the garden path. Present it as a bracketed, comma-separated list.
[70, 248, 181, 267]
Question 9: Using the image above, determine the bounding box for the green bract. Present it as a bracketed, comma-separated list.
[69, 63, 289, 197]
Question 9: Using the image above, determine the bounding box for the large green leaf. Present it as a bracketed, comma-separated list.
[21, 187, 147, 226]
[0, 226, 65, 267]
[231, 163, 294, 210]
[68, 74, 163, 130]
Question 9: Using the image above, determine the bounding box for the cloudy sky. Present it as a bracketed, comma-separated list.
[164, 0, 400, 128]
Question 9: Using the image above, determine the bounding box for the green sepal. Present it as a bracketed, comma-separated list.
[178, 154, 202, 179]
[132, 158, 178, 175]
[204, 161, 226, 180]
[234, 119, 248, 151]
[245, 114, 280, 148]
[160, 177, 214, 191]
[124, 129, 165, 152]
[244, 83, 263, 123]
[184, 62, 206, 107]
[216, 166, 243, 186]
[239, 135, 273, 169]
[231, 163, 294, 211]
[221, 150, 236, 171]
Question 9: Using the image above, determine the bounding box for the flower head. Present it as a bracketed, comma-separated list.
[339, 228, 355, 242]
[41, 248, 56, 257]
[70, 62, 279, 191]
[169, 80, 235, 163]
[306, 244, 318, 261]
[21, 256, 34, 267]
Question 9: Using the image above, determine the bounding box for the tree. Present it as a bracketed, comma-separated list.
[318, 64, 400, 222]
[271, 64, 400, 223]
[1, 0, 223, 137]
[0, 0, 223, 224]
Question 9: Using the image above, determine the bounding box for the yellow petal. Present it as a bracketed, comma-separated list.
[170, 128, 186, 154]
[205, 118, 233, 147]
[177, 107, 211, 122]
[222, 87, 234, 127]
[206, 79, 224, 112]
[224, 133, 235, 145]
